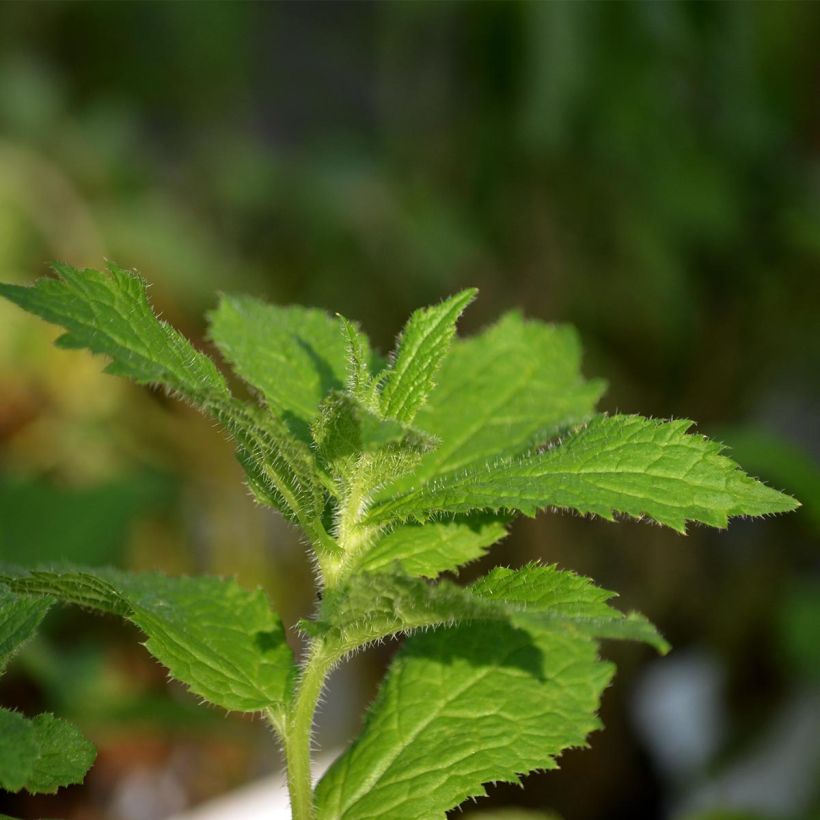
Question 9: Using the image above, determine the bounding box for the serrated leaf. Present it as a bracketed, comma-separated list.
[308, 564, 667, 658]
[1, 568, 295, 714]
[0, 262, 229, 403]
[23, 713, 96, 794]
[358, 515, 509, 577]
[316, 621, 612, 819]
[0, 586, 53, 673]
[370, 415, 800, 533]
[386, 312, 605, 490]
[0, 265, 324, 529]
[0, 709, 94, 794]
[341, 315, 381, 408]
[380, 289, 477, 424]
[470, 564, 667, 651]
[209, 295, 373, 437]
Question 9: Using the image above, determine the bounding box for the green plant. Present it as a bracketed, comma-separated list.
[0, 263, 798, 817]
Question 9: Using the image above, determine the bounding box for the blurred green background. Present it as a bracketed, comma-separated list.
[0, 2, 818, 819]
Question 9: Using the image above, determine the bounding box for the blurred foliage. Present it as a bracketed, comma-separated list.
[0, 1, 817, 818]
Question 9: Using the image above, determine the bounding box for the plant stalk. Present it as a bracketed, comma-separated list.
[284, 641, 332, 820]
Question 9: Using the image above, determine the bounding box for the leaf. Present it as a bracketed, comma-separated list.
[358, 515, 509, 577]
[0, 586, 53, 673]
[0, 709, 94, 794]
[369, 415, 800, 533]
[1, 568, 296, 714]
[22, 713, 96, 794]
[380, 289, 477, 424]
[0, 709, 38, 792]
[209, 294, 372, 436]
[306, 564, 667, 658]
[0, 262, 229, 404]
[0, 264, 323, 528]
[312, 392, 436, 478]
[315, 621, 612, 819]
[341, 315, 380, 408]
[386, 312, 605, 489]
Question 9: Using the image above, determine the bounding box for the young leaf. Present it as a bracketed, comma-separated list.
[0, 709, 95, 794]
[369, 415, 799, 533]
[358, 515, 509, 577]
[306, 564, 667, 658]
[209, 294, 372, 434]
[0, 586, 53, 673]
[315, 622, 612, 819]
[387, 312, 606, 488]
[312, 392, 436, 478]
[340, 315, 380, 408]
[379, 289, 477, 424]
[2, 568, 295, 714]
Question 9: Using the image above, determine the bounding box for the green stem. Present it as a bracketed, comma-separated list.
[284, 641, 333, 820]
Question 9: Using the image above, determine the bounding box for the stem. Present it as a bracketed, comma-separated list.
[284, 641, 333, 820]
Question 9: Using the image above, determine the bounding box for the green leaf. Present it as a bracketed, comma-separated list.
[470, 564, 667, 651]
[0, 262, 229, 404]
[316, 621, 612, 819]
[209, 294, 371, 436]
[380, 289, 477, 424]
[370, 415, 800, 533]
[0, 264, 323, 528]
[387, 312, 605, 488]
[0, 709, 38, 792]
[307, 564, 667, 658]
[0, 709, 94, 794]
[22, 713, 96, 794]
[0, 586, 53, 673]
[358, 515, 509, 577]
[312, 392, 436, 478]
[340, 315, 380, 408]
[1, 568, 296, 714]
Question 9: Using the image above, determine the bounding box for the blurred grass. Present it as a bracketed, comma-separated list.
[0, 2, 817, 818]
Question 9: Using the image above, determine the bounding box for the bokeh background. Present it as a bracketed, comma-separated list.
[0, 2, 818, 819]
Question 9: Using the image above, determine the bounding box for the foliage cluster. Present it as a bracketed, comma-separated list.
[0, 264, 797, 818]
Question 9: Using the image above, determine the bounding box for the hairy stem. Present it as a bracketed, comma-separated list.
[284, 641, 333, 820]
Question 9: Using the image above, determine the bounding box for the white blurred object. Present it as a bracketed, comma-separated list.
[631, 649, 725, 783]
[675, 688, 820, 819]
[167, 754, 336, 820]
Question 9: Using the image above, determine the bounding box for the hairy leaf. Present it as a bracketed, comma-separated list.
[0, 264, 324, 527]
[380, 289, 476, 424]
[313, 392, 435, 476]
[0, 262, 229, 403]
[387, 312, 605, 489]
[316, 622, 612, 819]
[2, 569, 295, 714]
[370, 415, 799, 533]
[0, 586, 53, 673]
[0, 709, 94, 794]
[307, 565, 666, 658]
[359, 515, 509, 577]
[209, 294, 372, 435]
